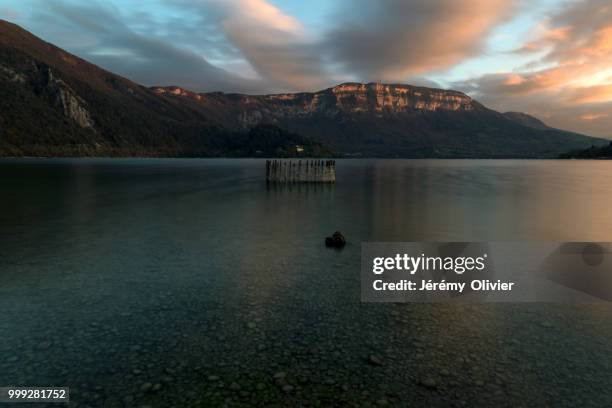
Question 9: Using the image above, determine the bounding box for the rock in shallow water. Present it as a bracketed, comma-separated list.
[419, 377, 437, 390]
[367, 355, 384, 366]
[325, 231, 346, 248]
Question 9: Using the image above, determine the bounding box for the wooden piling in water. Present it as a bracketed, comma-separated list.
[265, 159, 335, 183]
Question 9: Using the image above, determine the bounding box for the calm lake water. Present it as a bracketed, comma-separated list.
[1, 158, 611, 407]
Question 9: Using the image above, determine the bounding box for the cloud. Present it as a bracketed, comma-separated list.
[454, 0, 612, 137]
[0, 6, 20, 20]
[8, 0, 520, 93]
[200, 0, 516, 90]
[580, 113, 609, 120]
[18, 0, 269, 93]
[23, 0, 335, 93]
[323, 0, 516, 81]
[503, 74, 523, 85]
[204, 0, 332, 91]
[517, 25, 572, 53]
[569, 84, 612, 104]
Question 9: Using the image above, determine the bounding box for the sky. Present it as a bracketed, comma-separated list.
[2, 0, 612, 137]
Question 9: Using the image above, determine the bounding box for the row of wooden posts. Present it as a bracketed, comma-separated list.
[266, 159, 336, 183]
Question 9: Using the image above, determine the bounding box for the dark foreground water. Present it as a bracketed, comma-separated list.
[0, 158, 611, 408]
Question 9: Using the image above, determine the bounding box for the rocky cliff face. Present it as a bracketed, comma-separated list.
[176, 82, 479, 128]
[151, 85, 202, 101]
[43, 67, 94, 128]
[335, 82, 473, 111]
[0, 63, 26, 83]
[1, 61, 94, 129]
[291, 82, 476, 114]
[151, 83, 475, 118]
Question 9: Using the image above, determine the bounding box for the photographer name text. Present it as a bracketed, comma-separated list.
[371, 253, 515, 293]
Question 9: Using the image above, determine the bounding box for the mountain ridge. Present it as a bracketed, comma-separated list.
[502, 111, 550, 130]
[0, 19, 605, 158]
[150, 82, 603, 157]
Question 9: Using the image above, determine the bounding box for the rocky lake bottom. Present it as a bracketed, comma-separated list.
[1, 158, 611, 407]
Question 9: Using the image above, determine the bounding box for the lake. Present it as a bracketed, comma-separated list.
[1, 158, 611, 407]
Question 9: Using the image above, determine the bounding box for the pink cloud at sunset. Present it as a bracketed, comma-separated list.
[580, 113, 609, 120]
[458, 0, 612, 137]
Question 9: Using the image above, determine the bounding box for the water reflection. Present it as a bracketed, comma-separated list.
[0, 158, 611, 406]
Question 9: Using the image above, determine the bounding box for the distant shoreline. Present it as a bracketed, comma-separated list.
[2, 156, 608, 161]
